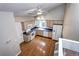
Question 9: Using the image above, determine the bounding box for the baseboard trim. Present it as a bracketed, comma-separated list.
[16, 50, 21, 56]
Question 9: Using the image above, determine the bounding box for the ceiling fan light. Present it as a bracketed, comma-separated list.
[37, 17, 40, 20]
[37, 12, 42, 15]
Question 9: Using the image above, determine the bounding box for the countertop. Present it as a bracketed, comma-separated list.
[23, 27, 53, 35]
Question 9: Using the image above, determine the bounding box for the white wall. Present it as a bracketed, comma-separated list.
[63, 4, 79, 41]
[0, 12, 21, 56]
[45, 4, 65, 20]
[15, 16, 34, 22]
[15, 22, 24, 45]
[15, 17, 27, 22]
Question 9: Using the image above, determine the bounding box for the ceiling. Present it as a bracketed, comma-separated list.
[0, 3, 64, 17]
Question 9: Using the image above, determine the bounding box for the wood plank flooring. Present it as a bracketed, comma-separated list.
[19, 36, 57, 56]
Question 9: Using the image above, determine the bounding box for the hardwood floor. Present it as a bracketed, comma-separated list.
[19, 36, 57, 56]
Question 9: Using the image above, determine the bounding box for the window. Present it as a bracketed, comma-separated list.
[35, 20, 47, 28]
[35, 15, 47, 28]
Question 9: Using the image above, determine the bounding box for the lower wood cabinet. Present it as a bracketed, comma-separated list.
[48, 32, 52, 38]
[36, 30, 43, 36]
[36, 30, 52, 38]
[43, 31, 48, 37]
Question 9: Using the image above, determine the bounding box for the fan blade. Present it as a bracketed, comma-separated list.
[26, 8, 37, 13]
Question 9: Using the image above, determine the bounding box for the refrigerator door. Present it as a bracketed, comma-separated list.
[52, 25, 62, 40]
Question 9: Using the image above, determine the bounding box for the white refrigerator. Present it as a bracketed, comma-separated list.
[52, 25, 62, 40]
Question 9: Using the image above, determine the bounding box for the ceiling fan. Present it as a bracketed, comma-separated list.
[24, 8, 46, 16]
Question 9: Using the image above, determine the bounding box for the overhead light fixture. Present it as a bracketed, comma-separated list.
[36, 9, 45, 20]
[36, 15, 45, 20]
[37, 9, 43, 15]
[37, 12, 42, 15]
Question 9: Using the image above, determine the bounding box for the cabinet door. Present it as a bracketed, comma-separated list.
[48, 32, 52, 38]
[36, 30, 43, 36]
[47, 20, 53, 28]
[43, 31, 48, 37]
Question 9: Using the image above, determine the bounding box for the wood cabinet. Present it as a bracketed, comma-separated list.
[48, 32, 52, 38]
[46, 20, 53, 28]
[21, 20, 35, 31]
[43, 31, 52, 38]
[36, 30, 43, 36]
[43, 31, 48, 37]
[36, 29, 52, 38]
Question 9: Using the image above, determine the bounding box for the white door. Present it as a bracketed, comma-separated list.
[15, 22, 24, 44]
[52, 25, 62, 40]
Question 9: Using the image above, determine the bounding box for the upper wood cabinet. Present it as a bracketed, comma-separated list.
[46, 20, 53, 28]
[22, 20, 35, 30]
